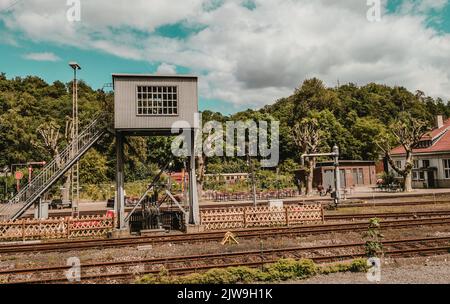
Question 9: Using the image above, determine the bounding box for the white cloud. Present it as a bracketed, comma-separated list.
[155, 63, 177, 75]
[398, 0, 448, 14]
[2, 0, 450, 108]
[23, 52, 61, 62]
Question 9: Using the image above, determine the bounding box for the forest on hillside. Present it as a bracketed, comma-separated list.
[1, 73, 449, 199]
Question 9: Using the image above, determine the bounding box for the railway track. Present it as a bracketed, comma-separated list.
[2, 235, 449, 284]
[325, 210, 450, 220]
[202, 198, 450, 209]
[1, 216, 450, 255]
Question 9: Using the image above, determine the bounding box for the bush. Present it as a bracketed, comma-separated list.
[318, 258, 369, 275]
[349, 258, 369, 272]
[137, 258, 365, 284]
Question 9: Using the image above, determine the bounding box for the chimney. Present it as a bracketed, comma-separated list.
[436, 115, 444, 129]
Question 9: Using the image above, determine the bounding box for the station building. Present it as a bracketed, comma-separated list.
[389, 115, 450, 189]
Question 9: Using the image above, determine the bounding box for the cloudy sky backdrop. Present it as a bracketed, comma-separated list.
[0, 0, 449, 114]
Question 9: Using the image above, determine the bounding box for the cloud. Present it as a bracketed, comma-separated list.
[155, 63, 177, 75]
[397, 0, 448, 14]
[23, 52, 61, 62]
[2, 0, 450, 108]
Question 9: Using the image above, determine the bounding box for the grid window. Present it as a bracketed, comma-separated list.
[136, 86, 178, 116]
[352, 168, 364, 185]
[444, 159, 450, 179]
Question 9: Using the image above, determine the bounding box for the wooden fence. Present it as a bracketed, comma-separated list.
[200, 204, 324, 231]
[0, 215, 114, 241]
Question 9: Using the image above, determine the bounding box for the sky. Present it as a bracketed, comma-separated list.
[0, 0, 449, 115]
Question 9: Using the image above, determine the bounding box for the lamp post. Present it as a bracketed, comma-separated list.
[69, 62, 81, 217]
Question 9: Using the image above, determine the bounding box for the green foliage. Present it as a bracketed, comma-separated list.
[80, 149, 109, 185]
[349, 258, 370, 272]
[262, 258, 317, 281]
[137, 258, 368, 284]
[379, 171, 397, 187]
[363, 218, 384, 258]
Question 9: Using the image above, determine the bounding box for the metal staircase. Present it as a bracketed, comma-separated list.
[0, 113, 108, 221]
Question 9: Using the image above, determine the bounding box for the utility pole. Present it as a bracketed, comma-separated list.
[247, 149, 257, 207]
[69, 62, 81, 218]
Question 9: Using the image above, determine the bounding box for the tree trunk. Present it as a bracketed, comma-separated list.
[403, 151, 414, 192]
[403, 172, 413, 192]
[305, 158, 315, 196]
[196, 155, 205, 199]
[62, 173, 71, 202]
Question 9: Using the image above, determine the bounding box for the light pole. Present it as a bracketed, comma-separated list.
[69, 62, 81, 217]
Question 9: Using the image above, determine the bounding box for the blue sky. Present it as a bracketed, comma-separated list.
[0, 0, 450, 114]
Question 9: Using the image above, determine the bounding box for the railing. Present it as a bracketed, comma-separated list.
[0, 113, 107, 221]
[202, 189, 299, 202]
[200, 204, 324, 231]
[0, 215, 114, 241]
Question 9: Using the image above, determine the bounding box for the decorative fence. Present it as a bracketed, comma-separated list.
[202, 189, 298, 202]
[200, 204, 324, 231]
[0, 215, 114, 241]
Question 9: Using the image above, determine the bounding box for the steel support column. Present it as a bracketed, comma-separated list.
[188, 129, 200, 225]
[332, 145, 341, 206]
[115, 132, 126, 229]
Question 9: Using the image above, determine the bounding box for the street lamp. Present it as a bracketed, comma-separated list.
[69, 61, 81, 217]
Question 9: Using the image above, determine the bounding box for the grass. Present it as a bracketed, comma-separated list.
[136, 258, 368, 284]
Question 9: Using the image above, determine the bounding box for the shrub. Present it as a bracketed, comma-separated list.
[136, 258, 364, 284]
[349, 258, 369, 272]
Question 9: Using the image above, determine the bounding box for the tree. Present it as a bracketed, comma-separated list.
[33, 118, 73, 201]
[292, 117, 323, 195]
[80, 149, 108, 184]
[197, 111, 226, 198]
[375, 112, 429, 192]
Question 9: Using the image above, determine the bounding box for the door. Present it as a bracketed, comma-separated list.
[323, 170, 334, 189]
[340, 169, 346, 188]
[323, 169, 346, 189]
[427, 171, 435, 188]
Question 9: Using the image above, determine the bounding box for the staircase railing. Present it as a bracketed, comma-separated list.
[0, 113, 108, 221]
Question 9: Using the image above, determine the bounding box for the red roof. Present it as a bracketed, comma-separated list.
[390, 118, 450, 155]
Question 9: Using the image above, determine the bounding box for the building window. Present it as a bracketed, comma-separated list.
[443, 159, 450, 179]
[422, 160, 430, 168]
[412, 160, 419, 180]
[136, 86, 178, 116]
[352, 168, 364, 185]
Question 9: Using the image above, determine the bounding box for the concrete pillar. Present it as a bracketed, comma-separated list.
[188, 129, 200, 225]
[115, 132, 126, 229]
[34, 197, 48, 219]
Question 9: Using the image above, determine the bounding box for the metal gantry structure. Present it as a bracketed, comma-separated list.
[301, 145, 341, 206]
